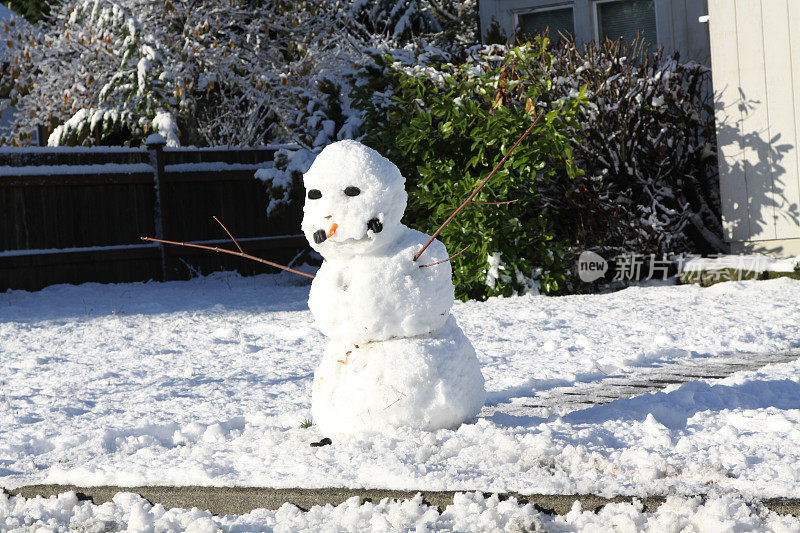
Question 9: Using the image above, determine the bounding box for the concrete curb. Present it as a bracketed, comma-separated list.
[5, 485, 799, 516]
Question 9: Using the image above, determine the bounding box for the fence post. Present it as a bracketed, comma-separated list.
[147, 135, 169, 281]
[36, 125, 47, 147]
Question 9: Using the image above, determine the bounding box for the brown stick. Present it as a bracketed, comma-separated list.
[413, 112, 543, 262]
[140, 236, 315, 279]
[418, 243, 473, 268]
[213, 216, 243, 253]
[471, 199, 519, 206]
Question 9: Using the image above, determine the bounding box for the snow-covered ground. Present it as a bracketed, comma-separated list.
[1, 273, 800, 505]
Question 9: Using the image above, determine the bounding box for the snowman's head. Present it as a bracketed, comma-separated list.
[301, 140, 407, 258]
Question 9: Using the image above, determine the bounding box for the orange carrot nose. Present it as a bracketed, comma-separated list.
[327, 223, 338, 238]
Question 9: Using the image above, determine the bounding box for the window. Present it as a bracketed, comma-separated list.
[518, 6, 575, 43]
[595, 0, 657, 50]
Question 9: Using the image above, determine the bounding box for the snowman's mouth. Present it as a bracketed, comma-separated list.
[314, 218, 382, 245]
[330, 234, 372, 245]
[313, 229, 372, 245]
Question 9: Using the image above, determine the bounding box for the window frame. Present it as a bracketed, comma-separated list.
[512, 2, 577, 42]
[592, 0, 660, 44]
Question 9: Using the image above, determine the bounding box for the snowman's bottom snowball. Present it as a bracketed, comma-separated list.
[312, 316, 485, 435]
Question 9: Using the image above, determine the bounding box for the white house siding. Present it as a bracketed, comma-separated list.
[655, 0, 711, 63]
[479, 0, 710, 64]
[709, 0, 800, 256]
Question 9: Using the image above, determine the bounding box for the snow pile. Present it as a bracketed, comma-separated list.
[2, 491, 799, 532]
[150, 112, 180, 147]
[302, 140, 484, 435]
[144, 133, 166, 146]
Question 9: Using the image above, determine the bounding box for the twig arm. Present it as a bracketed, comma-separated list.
[418, 243, 472, 268]
[140, 236, 315, 279]
[471, 199, 519, 206]
[213, 216, 243, 253]
[413, 112, 543, 262]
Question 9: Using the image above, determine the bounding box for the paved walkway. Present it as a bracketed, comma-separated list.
[481, 350, 800, 419]
[6, 484, 800, 516]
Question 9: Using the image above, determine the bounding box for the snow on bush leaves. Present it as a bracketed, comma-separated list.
[544, 38, 723, 258]
[1, 0, 470, 147]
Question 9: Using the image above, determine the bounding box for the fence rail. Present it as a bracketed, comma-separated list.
[0, 141, 308, 292]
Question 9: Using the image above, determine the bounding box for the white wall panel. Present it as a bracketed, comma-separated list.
[709, 0, 800, 245]
[762, 0, 800, 239]
[709, 0, 749, 240]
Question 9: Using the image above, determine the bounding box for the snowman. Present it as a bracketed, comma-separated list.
[146, 121, 539, 436]
[301, 140, 485, 436]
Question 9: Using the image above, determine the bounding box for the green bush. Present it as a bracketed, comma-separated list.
[357, 42, 586, 301]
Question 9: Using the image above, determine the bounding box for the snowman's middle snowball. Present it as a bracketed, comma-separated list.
[308, 226, 454, 345]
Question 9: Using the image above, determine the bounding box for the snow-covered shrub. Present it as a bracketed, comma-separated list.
[542, 38, 723, 258]
[254, 148, 316, 217]
[1, 0, 473, 148]
[358, 42, 587, 301]
[347, 0, 441, 44]
[2, 2, 312, 146]
[346, 0, 477, 51]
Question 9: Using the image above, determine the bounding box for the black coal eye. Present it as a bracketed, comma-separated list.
[344, 186, 361, 197]
[307, 189, 322, 200]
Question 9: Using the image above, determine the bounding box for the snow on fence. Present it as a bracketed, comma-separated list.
[0, 140, 307, 291]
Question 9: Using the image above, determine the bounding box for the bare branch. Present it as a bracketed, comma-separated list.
[213, 216, 243, 253]
[418, 243, 473, 268]
[472, 199, 519, 206]
[140, 237, 315, 279]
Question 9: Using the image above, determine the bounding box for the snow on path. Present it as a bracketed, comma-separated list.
[3, 490, 800, 532]
[483, 351, 800, 418]
[1, 273, 799, 498]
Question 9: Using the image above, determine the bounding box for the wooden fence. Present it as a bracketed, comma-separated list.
[0, 139, 308, 292]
